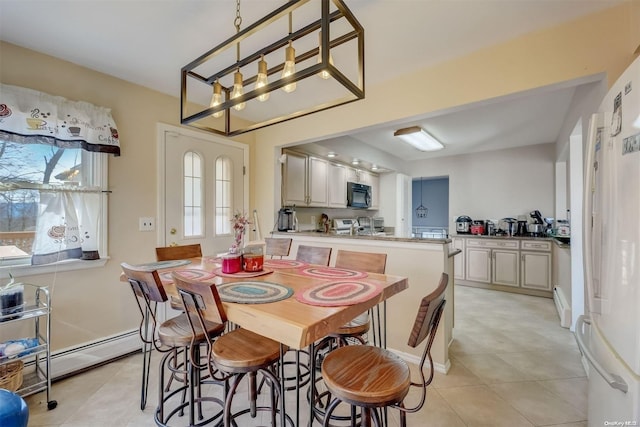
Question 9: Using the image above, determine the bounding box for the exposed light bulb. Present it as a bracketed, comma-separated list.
[317, 32, 334, 80]
[282, 42, 296, 93]
[209, 81, 224, 118]
[231, 70, 246, 111]
[255, 57, 270, 102]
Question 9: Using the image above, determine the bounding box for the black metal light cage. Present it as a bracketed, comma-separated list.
[180, 0, 364, 137]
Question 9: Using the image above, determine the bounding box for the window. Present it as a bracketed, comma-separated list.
[215, 156, 232, 235]
[183, 151, 203, 237]
[0, 140, 108, 270]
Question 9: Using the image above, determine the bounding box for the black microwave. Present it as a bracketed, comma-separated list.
[347, 182, 372, 208]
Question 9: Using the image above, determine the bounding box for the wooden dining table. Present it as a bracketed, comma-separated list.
[121, 256, 408, 426]
[138, 256, 408, 350]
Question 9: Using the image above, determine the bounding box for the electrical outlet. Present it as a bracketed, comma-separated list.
[311, 215, 316, 225]
[139, 217, 155, 231]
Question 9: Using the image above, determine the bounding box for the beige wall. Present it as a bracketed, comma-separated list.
[0, 2, 638, 357]
[0, 41, 254, 351]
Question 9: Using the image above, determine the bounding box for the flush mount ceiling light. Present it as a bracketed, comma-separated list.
[394, 126, 444, 151]
[181, 0, 364, 137]
[327, 151, 337, 158]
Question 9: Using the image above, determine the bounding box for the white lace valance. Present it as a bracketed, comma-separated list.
[0, 83, 120, 156]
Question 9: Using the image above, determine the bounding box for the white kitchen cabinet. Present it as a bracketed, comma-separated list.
[492, 249, 520, 287]
[282, 151, 307, 206]
[521, 250, 552, 290]
[465, 246, 491, 283]
[328, 163, 347, 208]
[465, 238, 520, 286]
[282, 151, 328, 207]
[308, 157, 328, 207]
[452, 237, 465, 280]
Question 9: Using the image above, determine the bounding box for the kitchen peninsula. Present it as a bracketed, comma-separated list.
[270, 231, 457, 373]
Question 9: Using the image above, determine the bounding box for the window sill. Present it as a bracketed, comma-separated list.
[0, 257, 109, 279]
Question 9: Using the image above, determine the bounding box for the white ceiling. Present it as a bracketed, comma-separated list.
[0, 0, 619, 169]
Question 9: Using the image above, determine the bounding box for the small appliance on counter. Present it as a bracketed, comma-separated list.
[455, 216, 472, 234]
[497, 218, 517, 236]
[470, 220, 485, 235]
[554, 220, 570, 237]
[333, 218, 358, 235]
[277, 207, 297, 232]
[372, 217, 385, 233]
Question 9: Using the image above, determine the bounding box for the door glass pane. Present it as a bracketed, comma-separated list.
[215, 156, 232, 235]
[184, 151, 203, 237]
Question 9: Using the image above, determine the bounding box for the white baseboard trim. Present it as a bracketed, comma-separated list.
[389, 348, 451, 374]
[553, 287, 572, 328]
[50, 330, 141, 379]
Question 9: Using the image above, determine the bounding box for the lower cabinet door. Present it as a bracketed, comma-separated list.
[492, 249, 520, 287]
[521, 251, 552, 290]
[465, 247, 491, 283]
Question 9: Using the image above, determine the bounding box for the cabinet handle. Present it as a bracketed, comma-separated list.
[521, 254, 525, 262]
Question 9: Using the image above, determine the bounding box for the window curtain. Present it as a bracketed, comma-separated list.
[0, 83, 120, 156]
[0, 84, 117, 264]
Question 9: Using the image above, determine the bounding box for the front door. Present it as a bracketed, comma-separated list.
[159, 125, 247, 257]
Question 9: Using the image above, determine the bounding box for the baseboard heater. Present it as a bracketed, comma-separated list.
[553, 287, 572, 328]
[49, 330, 141, 380]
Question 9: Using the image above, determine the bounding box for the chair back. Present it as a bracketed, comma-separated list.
[408, 273, 448, 349]
[296, 245, 332, 266]
[334, 250, 387, 274]
[172, 272, 227, 326]
[265, 237, 292, 258]
[155, 244, 202, 261]
[121, 263, 168, 303]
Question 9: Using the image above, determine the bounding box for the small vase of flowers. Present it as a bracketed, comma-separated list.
[229, 211, 251, 254]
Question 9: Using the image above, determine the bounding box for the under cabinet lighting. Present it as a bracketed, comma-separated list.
[393, 126, 444, 151]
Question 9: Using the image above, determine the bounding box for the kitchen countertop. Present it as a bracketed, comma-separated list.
[272, 230, 450, 244]
[452, 233, 552, 240]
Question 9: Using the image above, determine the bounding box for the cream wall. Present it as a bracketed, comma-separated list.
[252, 3, 640, 230]
[0, 41, 254, 352]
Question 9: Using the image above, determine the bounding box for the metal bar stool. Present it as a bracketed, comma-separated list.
[121, 263, 226, 426]
[321, 273, 449, 427]
[172, 272, 294, 427]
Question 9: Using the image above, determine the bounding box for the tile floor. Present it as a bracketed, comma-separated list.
[23, 285, 587, 426]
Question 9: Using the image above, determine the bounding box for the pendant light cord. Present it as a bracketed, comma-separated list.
[235, 0, 242, 62]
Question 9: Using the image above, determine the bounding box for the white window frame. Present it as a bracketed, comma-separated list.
[0, 152, 109, 279]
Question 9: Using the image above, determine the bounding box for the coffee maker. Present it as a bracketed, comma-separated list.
[277, 207, 296, 231]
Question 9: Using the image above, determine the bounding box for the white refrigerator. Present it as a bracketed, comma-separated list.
[577, 56, 640, 425]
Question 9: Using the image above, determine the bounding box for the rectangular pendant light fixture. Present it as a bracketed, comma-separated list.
[180, 0, 364, 137]
[393, 126, 444, 151]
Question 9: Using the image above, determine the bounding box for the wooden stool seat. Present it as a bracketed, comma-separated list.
[322, 346, 411, 406]
[158, 313, 225, 348]
[320, 273, 449, 427]
[213, 328, 285, 372]
[331, 313, 370, 337]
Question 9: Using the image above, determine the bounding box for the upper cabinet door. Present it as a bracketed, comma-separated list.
[328, 163, 347, 208]
[283, 152, 308, 206]
[308, 157, 328, 207]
